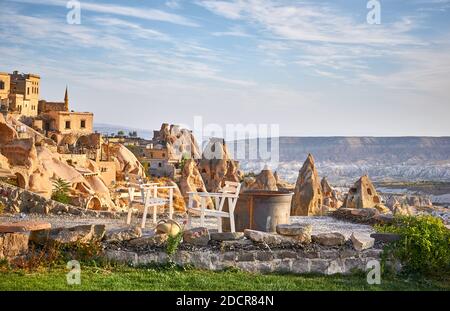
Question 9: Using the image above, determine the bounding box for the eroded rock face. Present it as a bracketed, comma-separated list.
[110, 144, 145, 179]
[274, 171, 294, 191]
[28, 168, 52, 199]
[0, 232, 29, 259]
[1, 138, 38, 170]
[156, 123, 201, 161]
[179, 159, 213, 209]
[0, 114, 18, 145]
[244, 167, 278, 191]
[321, 177, 341, 210]
[291, 154, 323, 216]
[199, 138, 240, 193]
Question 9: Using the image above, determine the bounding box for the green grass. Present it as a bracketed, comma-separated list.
[0, 265, 448, 291]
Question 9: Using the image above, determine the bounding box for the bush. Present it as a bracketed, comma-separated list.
[51, 178, 71, 204]
[375, 215, 450, 275]
[0, 202, 4, 214]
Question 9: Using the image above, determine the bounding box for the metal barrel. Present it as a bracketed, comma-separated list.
[222, 190, 294, 232]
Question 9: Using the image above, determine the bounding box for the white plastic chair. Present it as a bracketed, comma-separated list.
[187, 181, 241, 233]
[126, 182, 175, 229]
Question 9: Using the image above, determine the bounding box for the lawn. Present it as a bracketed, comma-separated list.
[0, 265, 448, 291]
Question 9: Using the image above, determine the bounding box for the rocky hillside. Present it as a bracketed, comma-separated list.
[238, 137, 450, 184]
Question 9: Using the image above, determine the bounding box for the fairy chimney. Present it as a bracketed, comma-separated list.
[291, 154, 323, 216]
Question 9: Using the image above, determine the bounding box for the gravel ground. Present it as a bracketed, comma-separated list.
[292, 216, 374, 238]
[0, 213, 374, 237]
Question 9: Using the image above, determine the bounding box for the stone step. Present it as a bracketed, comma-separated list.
[0, 221, 51, 233]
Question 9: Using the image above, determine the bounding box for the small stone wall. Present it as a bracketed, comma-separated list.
[105, 247, 382, 275]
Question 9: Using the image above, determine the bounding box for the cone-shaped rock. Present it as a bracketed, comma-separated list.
[291, 154, 323, 216]
[321, 177, 341, 209]
[343, 175, 388, 213]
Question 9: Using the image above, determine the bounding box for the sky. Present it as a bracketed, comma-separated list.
[0, 0, 449, 136]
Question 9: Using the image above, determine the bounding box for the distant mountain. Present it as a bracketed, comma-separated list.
[94, 123, 153, 139]
[237, 137, 450, 184]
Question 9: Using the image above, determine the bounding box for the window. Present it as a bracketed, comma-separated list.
[162, 153, 165, 157]
[0, 81, 4, 90]
[27, 87, 30, 95]
[158, 162, 162, 167]
[80, 120, 86, 129]
[65, 121, 71, 129]
[367, 188, 373, 196]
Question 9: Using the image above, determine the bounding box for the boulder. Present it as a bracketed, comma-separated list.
[244, 229, 310, 245]
[105, 227, 142, 242]
[312, 232, 346, 246]
[0, 232, 29, 259]
[0, 221, 51, 233]
[291, 154, 323, 216]
[183, 227, 210, 246]
[30, 224, 106, 245]
[350, 232, 374, 251]
[129, 233, 168, 248]
[210, 232, 244, 241]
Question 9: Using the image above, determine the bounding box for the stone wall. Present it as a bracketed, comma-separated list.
[0, 181, 118, 218]
[105, 247, 382, 275]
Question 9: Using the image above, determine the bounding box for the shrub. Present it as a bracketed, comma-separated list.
[0, 202, 4, 214]
[166, 232, 183, 258]
[375, 215, 450, 275]
[51, 178, 71, 204]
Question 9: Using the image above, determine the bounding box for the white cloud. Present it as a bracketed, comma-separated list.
[7, 0, 199, 26]
[166, 0, 182, 9]
[212, 25, 252, 37]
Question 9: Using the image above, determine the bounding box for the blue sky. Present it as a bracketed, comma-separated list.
[1, 0, 449, 136]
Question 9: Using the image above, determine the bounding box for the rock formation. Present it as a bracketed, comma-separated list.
[199, 138, 240, 192]
[156, 123, 201, 160]
[0, 114, 17, 145]
[179, 159, 213, 209]
[343, 175, 389, 213]
[243, 166, 278, 191]
[274, 171, 294, 190]
[291, 154, 323, 216]
[321, 177, 341, 209]
[109, 144, 145, 180]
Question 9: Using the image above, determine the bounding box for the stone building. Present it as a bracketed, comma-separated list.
[0, 72, 10, 104]
[8, 71, 40, 117]
[35, 87, 94, 146]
